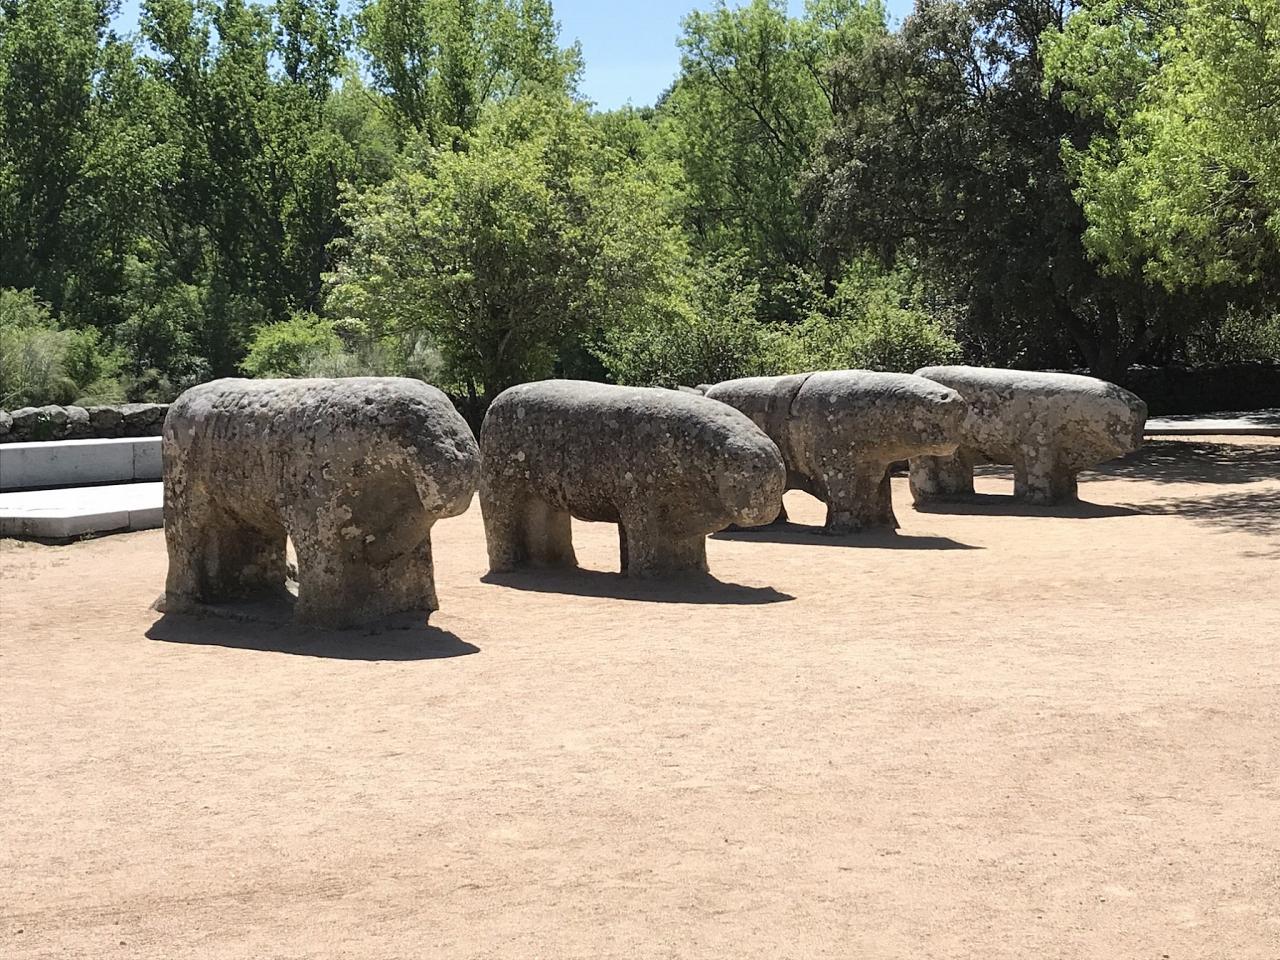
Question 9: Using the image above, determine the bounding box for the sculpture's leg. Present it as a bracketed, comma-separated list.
[822, 462, 899, 534]
[1014, 452, 1079, 505]
[620, 515, 708, 577]
[909, 448, 975, 503]
[520, 496, 576, 568]
[164, 483, 287, 607]
[481, 482, 576, 573]
[162, 480, 207, 606]
[480, 483, 526, 573]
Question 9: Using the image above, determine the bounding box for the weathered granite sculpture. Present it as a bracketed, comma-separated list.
[706, 370, 966, 533]
[160, 378, 479, 628]
[479, 380, 785, 577]
[909, 366, 1148, 505]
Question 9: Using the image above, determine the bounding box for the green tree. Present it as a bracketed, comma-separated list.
[137, 0, 365, 374]
[0, 0, 164, 330]
[353, 0, 582, 144]
[664, 0, 885, 308]
[327, 94, 687, 415]
[1044, 0, 1280, 295]
[806, 0, 1237, 380]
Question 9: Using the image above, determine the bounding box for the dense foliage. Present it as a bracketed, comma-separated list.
[1, 0, 1276, 409]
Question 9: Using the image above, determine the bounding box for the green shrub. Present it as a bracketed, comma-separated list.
[1205, 310, 1280, 363]
[242, 312, 343, 378]
[796, 264, 962, 372]
[0, 288, 125, 407]
[0, 325, 79, 407]
[595, 259, 800, 387]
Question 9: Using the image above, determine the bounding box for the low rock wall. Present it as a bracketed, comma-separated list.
[0, 404, 168, 443]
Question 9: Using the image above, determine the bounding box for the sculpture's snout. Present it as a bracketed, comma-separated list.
[909, 388, 967, 457]
[717, 443, 786, 528]
[414, 444, 481, 519]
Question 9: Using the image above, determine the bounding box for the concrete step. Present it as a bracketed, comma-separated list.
[0, 482, 163, 540]
[1146, 409, 1280, 436]
[0, 437, 161, 491]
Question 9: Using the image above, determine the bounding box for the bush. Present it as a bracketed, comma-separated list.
[595, 258, 800, 387]
[242, 312, 343, 378]
[796, 264, 962, 372]
[0, 288, 124, 407]
[114, 271, 211, 393]
[1202, 309, 1280, 363]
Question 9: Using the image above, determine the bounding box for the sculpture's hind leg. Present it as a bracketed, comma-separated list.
[163, 479, 287, 609]
[481, 478, 576, 572]
[909, 448, 976, 503]
[519, 496, 576, 568]
[1014, 451, 1078, 505]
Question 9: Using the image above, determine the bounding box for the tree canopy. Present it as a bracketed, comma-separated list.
[1, 0, 1277, 410]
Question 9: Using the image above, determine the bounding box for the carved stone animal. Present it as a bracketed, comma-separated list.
[909, 366, 1148, 505]
[705, 370, 966, 532]
[160, 378, 479, 628]
[479, 380, 785, 577]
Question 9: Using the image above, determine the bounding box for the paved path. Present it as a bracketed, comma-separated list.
[0, 481, 162, 540]
[1146, 408, 1280, 436]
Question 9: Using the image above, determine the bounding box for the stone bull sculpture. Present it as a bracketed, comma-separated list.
[705, 371, 966, 533]
[479, 380, 785, 577]
[909, 366, 1148, 505]
[160, 378, 479, 628]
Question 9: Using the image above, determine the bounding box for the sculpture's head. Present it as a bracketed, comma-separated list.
[413, 439, 481, 520]
[714, 432, 787, 529]
[900, 383, 967, 458]
[385, 383, 480, 520]
[1091, 386, 1149, 462]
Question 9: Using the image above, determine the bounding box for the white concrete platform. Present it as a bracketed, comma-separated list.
[1146, 409, 1280, 436]
[0, 482, 162, 540]
[0, 437, 162, 490]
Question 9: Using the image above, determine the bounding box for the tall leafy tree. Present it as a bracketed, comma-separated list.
[353, 0, 582, 146]
[138, 0, 360, 373]
[664, 0, 885, 303]
[1044, 0, 1280, 294]
[806, 0, 1237, 379]
[327, 94, 687, 414]
[0, 0, 162, 328]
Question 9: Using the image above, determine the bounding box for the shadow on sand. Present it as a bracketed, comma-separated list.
[713, 524, 980, 550]
[1090, 439, 1280, 486]
[481, 569, 794, 605]
[1119, 488, 1280, 558]
[146, 610, 479, 662]
[911, 494, 1140, 519]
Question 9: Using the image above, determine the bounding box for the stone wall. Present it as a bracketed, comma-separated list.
[1118, 361, 1280, 416]
[0, 404, 168, 443]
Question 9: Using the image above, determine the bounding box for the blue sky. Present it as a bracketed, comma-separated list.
[113, 0, 914, 109]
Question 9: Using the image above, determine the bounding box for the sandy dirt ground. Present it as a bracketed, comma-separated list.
[2, 436, 1278, 959]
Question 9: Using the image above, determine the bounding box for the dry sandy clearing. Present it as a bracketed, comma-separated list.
[2, 437, 1278, 959]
